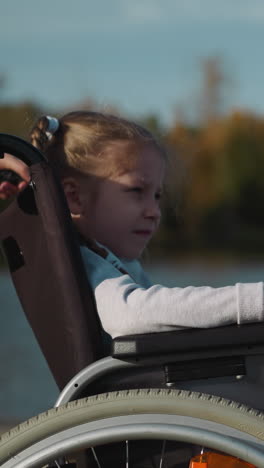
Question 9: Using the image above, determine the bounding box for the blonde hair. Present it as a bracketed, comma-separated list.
[30, 111, 165, 180]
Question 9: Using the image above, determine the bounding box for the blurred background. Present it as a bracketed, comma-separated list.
[1, 0, 264, 427]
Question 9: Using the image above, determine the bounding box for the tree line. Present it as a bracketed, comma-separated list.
[1, 101, 264, 257]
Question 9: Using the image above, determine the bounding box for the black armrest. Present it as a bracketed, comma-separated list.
[111, 322, 264, 358]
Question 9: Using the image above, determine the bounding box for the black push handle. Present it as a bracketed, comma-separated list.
[0, 133, 46, 166]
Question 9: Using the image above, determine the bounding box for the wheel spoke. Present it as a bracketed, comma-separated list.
[91, 447, 102, 468]
[159, 440, 166, 468]
[126, 440, 129, 468]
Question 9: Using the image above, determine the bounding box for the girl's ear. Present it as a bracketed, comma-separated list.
[62, 177, 82, 215]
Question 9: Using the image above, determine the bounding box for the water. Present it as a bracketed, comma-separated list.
[0, 271, 58, 424]
[1, 257, 264, 424]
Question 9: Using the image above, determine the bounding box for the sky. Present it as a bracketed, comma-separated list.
[1, 0, 264, 126]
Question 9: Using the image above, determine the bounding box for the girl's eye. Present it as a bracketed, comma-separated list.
[128, 187, 143, 193]
[155, 192, 162, 201]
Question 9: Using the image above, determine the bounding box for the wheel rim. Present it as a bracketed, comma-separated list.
[1, 415, 264, 468]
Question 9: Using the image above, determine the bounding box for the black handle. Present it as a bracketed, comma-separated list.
[0, 133, 46, 166]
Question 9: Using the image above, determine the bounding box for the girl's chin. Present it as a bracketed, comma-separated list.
[110, 240, 149, 260]
[125, 249, 146, 260]
[115, 248, 144, 261]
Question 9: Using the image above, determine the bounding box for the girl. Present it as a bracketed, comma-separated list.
[1, 111, 264, 339]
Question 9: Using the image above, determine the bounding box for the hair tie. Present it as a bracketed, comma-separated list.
[45, 116, 60, 140]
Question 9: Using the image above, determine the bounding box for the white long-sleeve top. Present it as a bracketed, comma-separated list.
[80, 245, 264, 339]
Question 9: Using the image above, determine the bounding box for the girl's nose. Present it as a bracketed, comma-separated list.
[144, 200, 161, 221]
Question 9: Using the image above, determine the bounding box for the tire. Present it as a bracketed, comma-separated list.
[0, 388, 264, 467]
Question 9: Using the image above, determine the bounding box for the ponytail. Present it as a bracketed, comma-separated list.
[30, 115, 60, 152]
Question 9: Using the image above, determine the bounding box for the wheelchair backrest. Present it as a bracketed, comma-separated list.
[0, 134, 103, 390]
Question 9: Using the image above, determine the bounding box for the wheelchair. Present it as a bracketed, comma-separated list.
[0, 133, 264, 468]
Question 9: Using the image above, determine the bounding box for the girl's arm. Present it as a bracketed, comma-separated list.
[95, 275, 264, 338]
[81, 247, 264, 339]
[0, 153, 30, 199]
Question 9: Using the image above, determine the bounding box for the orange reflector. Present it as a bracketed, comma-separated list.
[189, 452, 256, 467]
[189, 462, 208, 468]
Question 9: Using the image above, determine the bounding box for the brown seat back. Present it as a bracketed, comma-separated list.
[0, 134, 103, 390]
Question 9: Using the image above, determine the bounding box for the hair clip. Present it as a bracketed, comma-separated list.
[45, 116, 60, 140]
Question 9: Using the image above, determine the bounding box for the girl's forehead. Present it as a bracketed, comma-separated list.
[105, 139, 165, 171]
[114, 150, 166, 186]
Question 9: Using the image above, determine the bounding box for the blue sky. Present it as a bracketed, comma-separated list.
[1, 0, 264, 126]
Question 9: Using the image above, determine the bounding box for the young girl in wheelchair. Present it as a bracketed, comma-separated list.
[0, 112, 262, 468]
[1, 110, 264, 341]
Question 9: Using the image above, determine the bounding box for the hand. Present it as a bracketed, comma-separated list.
[0, 153, 30, 200]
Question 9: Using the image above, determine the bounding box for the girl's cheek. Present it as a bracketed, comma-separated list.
[154, 219, 161, 233]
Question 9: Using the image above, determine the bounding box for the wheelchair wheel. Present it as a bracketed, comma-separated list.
[0, 388, 264, 467]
